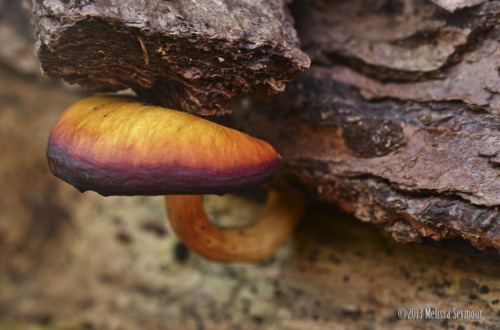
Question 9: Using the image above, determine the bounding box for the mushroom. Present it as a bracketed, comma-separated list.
[47, 95, 304, 262]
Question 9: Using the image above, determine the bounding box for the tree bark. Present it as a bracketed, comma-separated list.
[34, 0, 310, 115]
[236, 0, 500, 255]
[237, 66, 500, 255]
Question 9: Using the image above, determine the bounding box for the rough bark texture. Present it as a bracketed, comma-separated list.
[237, 67, 500, 256]
[34, 0, 310, 115]
[234, 0, 500, 255]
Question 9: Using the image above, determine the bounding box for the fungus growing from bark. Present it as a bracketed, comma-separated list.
[47, 95, 304, 262]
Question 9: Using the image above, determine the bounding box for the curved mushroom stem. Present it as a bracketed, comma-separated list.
[165, 190, 305, 262]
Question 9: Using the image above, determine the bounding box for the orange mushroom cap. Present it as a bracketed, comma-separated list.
[47, 95, 280, 196]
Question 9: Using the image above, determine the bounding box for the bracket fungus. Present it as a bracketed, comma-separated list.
[47, 95, 304, 262]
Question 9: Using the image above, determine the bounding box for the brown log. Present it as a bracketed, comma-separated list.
[236, 0, 500, 255]
[34, 0, 310, 116]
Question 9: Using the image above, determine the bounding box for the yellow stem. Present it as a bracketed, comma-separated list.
[165, 191, 305, 262]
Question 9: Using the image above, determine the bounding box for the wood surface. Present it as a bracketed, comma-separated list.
[234, 0, 500, 255]
[34, 0, 310, 115]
